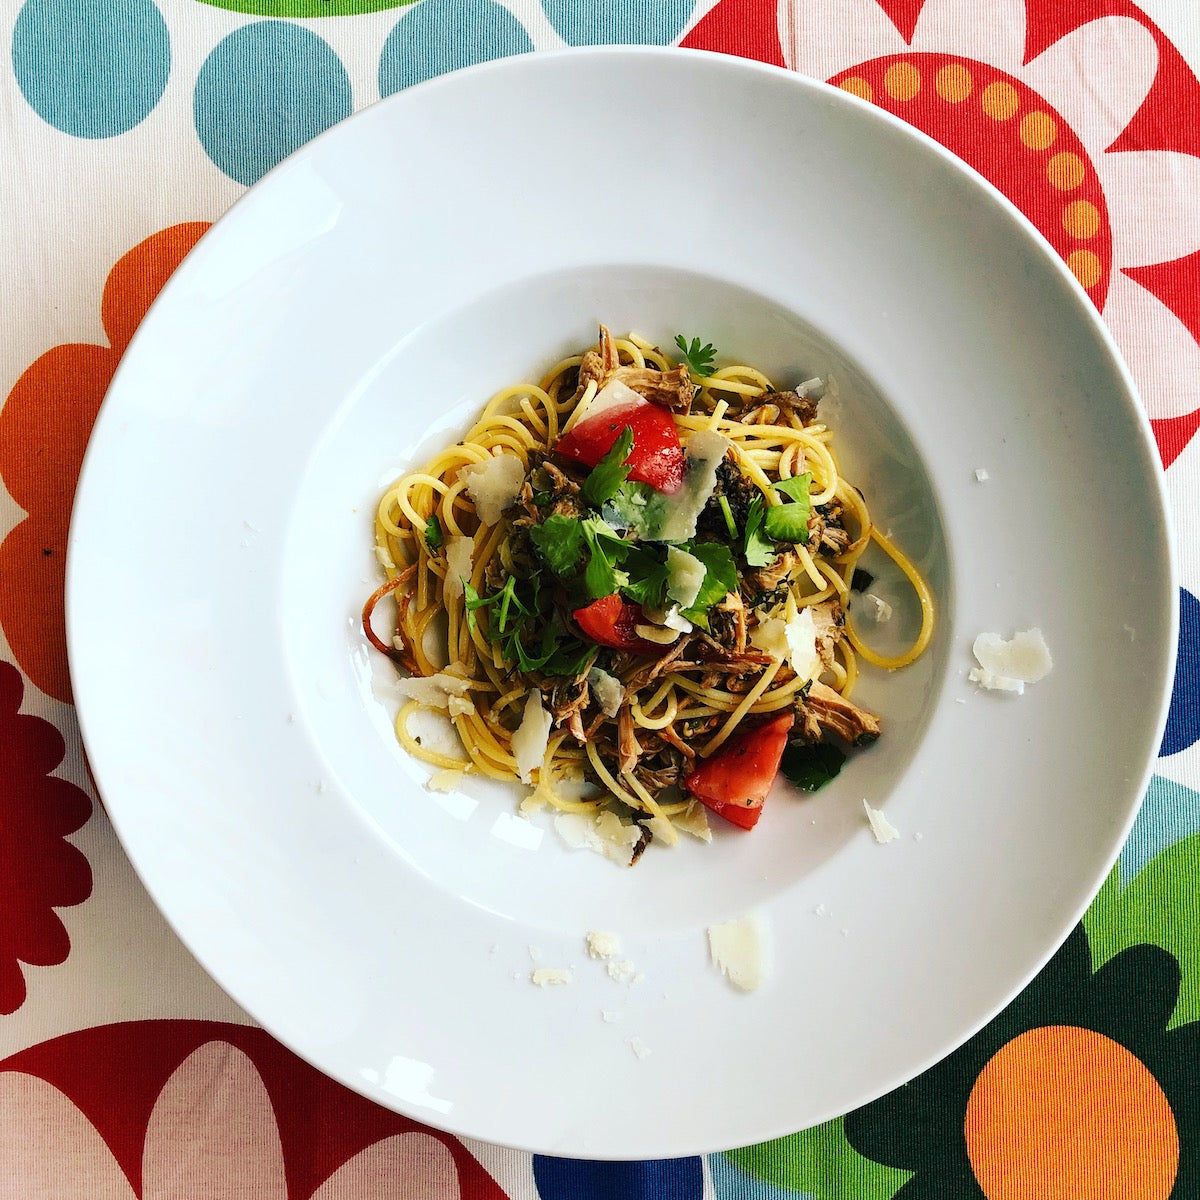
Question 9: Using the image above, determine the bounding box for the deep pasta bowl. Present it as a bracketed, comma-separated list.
[66, 47, 1175, 1158]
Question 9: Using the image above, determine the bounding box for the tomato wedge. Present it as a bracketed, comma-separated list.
[572, 594, 663, 654]
[683, 712, 795, 829]
[556, 399, 684, 493]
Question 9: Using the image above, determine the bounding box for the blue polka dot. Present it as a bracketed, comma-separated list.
[12, 0, 169, 138]
[540, 0, 693, 46]
[194, 21, 351, 187]
[1120, 774, 1200, 886]
[378, 0, 533, 96]
[1162, 587, 1200, 756]
[532, 1155, 704, 1200]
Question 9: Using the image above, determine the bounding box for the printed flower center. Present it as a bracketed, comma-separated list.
[964, 1025, 1178, 1200]
[830, 55, 1113, 308]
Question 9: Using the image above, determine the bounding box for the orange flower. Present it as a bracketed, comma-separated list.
[0, 223, 210, 703]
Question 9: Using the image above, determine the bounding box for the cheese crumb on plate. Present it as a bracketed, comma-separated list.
[531, 967, 572, 987]
[863, 798, 899, 844]
[586, 931, 620, 960]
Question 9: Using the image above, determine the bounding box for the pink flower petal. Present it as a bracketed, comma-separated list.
[142, 1042, 287, 1200]
[781, 0, 904, 81]
[1104, 270, 1200, 421]
[1101, 149, 1200, 270]
[1023, 17, 1157, 158]
[0, 1071, 134, 1199]
[909, 0, 1026, 69]
[310, 1132, 461, 1199]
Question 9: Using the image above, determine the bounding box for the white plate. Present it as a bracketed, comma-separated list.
[67, 48, 1175, 1158]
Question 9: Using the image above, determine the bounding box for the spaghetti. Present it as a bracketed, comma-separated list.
[365, 327, 934, 858]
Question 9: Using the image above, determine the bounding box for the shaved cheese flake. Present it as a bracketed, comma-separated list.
[587, 378, 644, 422]
[374, 544, 396, 570]
[396, 669, 473, 709]
[634, 623, 681, 645]
[861, 592, 892, 623]
[645, 815, 677, 845]
[460, 452, 525, 526]
[661, 605, 694, 633]
[554, 810, 640, 865]
[752, 605, 819, 680]
[863, 798, 899, 844]
[969, 628, 1053, 695]
[446, 694, 476, 718]
[426, 767, 466, 794]
[673, 801, 712, 843]
[707, 914, 769, 992]
[587, 667, 624, 717]
[653, 429, 730, 543]
[666, 546, 706, 609]
[443, 534, 474, 601]
[629, 1036, 652, 1060]
[531, 967, 572, 987]
[512, 689, 552, 783]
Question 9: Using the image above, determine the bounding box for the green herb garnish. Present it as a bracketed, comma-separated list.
[780, 741, 846, 792]
[424, 515, 443, 552]
[673, 334, 717, 378]
[581, 425, 634, 507]
[718, 494, 738, 540]
[763, 472, 813, 543]
[743, 498, 776, 567]
[529, 514, 587, 576]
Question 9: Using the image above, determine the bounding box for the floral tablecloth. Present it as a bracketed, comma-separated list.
[2, 0, 1199, 1195]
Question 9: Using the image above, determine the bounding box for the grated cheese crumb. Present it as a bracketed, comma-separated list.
[586, 931, 621, 960]
[863, 798, 899, 844]
[974, 467, 990, 482]
[628, 1036, 652, 1060]
[601, 1009, 622, 1023]
[606, 959, 638, 983]
[396, 668, 472, 709]
[861, 592, 892, 623]
[443, 535, 474, 602]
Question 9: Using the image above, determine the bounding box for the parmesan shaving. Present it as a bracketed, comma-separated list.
[512, 689, 552, 783]
[459, 452, 524, 526]
[673, 801, 712, 843]
[587, 668, 623, 718]
[554, 810, 640, 865]
[666, 546, 706, 609]
[396, 669, 472, 708]
[861, 592, 893, 623]
[863, 798, 899, 844]
[586, 378, 643, 422]
[752, 604, 819, 680]
[531, 967, 572, 987]
[443, 534, 474, 601]
[707, 914, 768, 992]
[426, 767, 466, 793]
[969, 628, 1053, 695]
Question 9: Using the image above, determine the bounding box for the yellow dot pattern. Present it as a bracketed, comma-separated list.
[935, 63, 973, 102]
[1063, 200, 1100, 240]
[1048, 151, 1085, 191]
[981, 81, 1019, 120]
[1020, 111, 1057, 150]
[1067, 249, 1102, 290]
[884, 61, 920, 101]
[838, 76, 873, 102]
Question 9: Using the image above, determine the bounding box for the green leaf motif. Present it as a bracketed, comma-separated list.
[1084, 827, 1200, 1029]
[727, 1117, 912, 1200]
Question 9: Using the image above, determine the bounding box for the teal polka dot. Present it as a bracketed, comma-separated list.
[378, 0, 533, 96]
[194, 21, 352, 186]
[541, 0, 692, 46]
[12, 0, 169, 138]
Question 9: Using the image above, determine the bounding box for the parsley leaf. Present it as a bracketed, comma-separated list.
[679, 541, 738, 628]
[743, 498, 776, 567]
[673, 334, 717, 378]
[764, 472, 813, 544]
[780, 741, 846, 792]
[620, 545, 670, 610]
[581, 425, 634, 507]
[529, 514, 586, 577]
[424, 515, 443, 552]
[581, 517, 629, 599]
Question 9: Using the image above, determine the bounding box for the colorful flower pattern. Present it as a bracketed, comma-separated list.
[3, 0, 1200, 1195]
